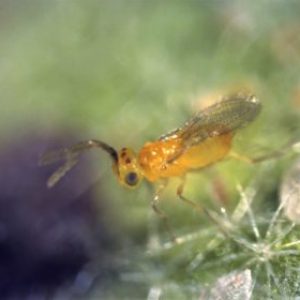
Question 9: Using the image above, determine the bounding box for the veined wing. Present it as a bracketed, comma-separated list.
[160, 93, 261, 162]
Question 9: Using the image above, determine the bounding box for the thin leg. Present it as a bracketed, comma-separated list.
[228, 151, 254, 164]
[151, 180, 177, 242]
[229, 138, 299, 164]
[177, 176, 230, 237]
[177, 175, 203, 214]
[229, 150, 282, 164]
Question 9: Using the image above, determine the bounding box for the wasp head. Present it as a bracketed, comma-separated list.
[112, 148, 143, 188]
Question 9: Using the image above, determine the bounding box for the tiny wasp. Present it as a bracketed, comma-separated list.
[40, 92, 264, 239]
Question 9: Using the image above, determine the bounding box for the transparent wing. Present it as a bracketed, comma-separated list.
[180, 94, 261, 145]
[160, 93, 261, 162]
[39, 140, 118, 188]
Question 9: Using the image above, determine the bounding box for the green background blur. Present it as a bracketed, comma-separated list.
[1, 1, 300, 298]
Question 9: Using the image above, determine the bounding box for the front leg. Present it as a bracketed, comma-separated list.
[151, 180, 177, 242]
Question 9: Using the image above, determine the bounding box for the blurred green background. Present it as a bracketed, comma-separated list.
[1, 0, 300, 299]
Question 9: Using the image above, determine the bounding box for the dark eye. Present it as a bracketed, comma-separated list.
[125, 172, 138, 186]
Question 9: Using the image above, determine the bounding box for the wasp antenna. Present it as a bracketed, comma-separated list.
[40, 139, 118, 187]
[38, 148, 68, 166]
[47, 155, 79, 188]
[81, 139, 118, 164]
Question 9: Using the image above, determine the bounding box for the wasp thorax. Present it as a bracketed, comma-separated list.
[115, 147, 143, 188]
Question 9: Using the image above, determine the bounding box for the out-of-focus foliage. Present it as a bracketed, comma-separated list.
[281, 158, 300, 223]
[203, 269, 252, 300]
[0, 0, 300, 299]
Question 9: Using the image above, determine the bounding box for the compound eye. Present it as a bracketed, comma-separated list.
[125, 172, 139, 186]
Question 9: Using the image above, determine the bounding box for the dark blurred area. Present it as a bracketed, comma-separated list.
[0, 132, 120, 299]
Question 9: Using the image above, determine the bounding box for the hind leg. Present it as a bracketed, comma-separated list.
[176, 175, 204, 215]
[229, 138, 299, 164]
[176, 176, 230, 237]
